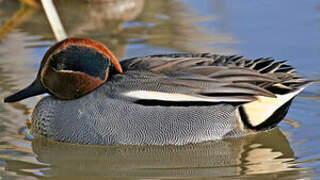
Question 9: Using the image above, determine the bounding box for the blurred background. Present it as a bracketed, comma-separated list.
[0, 0, 319, 179]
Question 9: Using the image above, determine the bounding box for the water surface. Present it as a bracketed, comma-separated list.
[0, 0, 319, 179]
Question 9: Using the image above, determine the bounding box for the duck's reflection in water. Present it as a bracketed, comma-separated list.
[30, 128, 313, 179]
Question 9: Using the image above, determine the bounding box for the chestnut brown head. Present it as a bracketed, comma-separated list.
[4, 37, 122, 102]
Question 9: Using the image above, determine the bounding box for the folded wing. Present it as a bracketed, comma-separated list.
[121, 53, 310, 105]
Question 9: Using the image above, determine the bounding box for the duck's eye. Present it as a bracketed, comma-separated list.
[49, 46, 110, 80]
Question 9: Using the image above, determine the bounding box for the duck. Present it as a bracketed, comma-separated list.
[4, 37, 312, 145]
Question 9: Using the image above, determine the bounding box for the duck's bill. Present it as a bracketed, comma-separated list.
[4, 79, 47, 103]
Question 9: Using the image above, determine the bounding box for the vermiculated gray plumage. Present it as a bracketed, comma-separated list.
[31, 53, 311, 145]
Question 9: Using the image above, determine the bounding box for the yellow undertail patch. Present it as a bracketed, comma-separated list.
[241, 88, 305, 127]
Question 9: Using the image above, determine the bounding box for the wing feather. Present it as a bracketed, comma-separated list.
[120, 53, 310, 104]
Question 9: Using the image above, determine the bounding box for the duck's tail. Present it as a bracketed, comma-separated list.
[238, 81, 312, 131]
[230, 56, 315, 131]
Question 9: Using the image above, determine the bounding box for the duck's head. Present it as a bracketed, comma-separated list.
[4, 38, 123, 103]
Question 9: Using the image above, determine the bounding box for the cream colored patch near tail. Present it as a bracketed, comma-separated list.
[241, 88, 305, 127]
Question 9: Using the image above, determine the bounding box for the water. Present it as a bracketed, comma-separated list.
[0, 0, 319, 179]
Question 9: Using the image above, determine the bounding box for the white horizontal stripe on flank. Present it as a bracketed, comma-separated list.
[123, 90, 250, 102]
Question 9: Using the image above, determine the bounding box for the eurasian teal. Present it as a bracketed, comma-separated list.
[4, 38, 312, 145]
